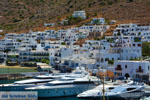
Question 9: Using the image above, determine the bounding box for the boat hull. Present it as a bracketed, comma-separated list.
[0, 84, 42, 91]
[28, 84, 96, 98]
[78, 91, 145, 100]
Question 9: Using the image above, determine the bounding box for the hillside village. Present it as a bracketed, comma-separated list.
[0, 10, 150, 81]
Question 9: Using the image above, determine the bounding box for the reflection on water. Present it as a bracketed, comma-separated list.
[39, 96, 130, 100]
[39, 97, 95, 100]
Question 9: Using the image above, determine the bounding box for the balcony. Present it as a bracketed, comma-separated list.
[136, 69, 143, 73]
[115, 67, 122, 71]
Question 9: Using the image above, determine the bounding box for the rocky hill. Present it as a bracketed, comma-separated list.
[0, 0, 150, 33]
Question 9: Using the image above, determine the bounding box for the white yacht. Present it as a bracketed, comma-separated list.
[77, 81, 134, 98]
[77, 84, 118, 98]
[140, 96, 150, 100]
[0, 68, 89, 91]
[102, 85, 145, 99]
[0, 74, 60, 91]
[25, 76, 98, 97]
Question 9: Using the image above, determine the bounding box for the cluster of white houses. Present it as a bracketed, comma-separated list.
[113, 23, 150, 42]
[1, 10, 150, 80]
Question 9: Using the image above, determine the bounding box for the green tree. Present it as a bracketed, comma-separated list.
[108, 60, 114, 65]
[142, 42, 150, 57]
[6, 59, 11, 64]
[134, 37, 141, 42]
[61, 42, 66, 45]
[41, 59, 50, 64]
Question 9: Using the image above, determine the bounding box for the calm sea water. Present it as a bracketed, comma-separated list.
[39, 97, 90, 100]
[39, 97, 133, 100]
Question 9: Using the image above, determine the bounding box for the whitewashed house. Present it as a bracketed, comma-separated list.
[44, 30, 56, 39]
[44, 23, 55, 27]
[82, 40, 100, 50]
[78, 32, 89, 39]
[56, 30, 67, 39]
[113, 23, 150, 42]
[60, 19, 69, 25]
[5, 33, 19, 39]
[79, 25, 109, 33]
[96, 37, 142, 68]
[90, 18, 105, 24]
[49, 48, 61, 66]
[60, 48, 73, 58]
[61, 57, 95, 69]
[72, 10, 86, 19]
[114, 60, 150, 79]
[19, 50, 49, 62]
[59, 29, 80, 45]
[41, 40, 62, 50]
[0, 30, 3, 33]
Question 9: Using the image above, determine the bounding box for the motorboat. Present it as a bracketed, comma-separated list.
[103, 85, 145, 99]
[77, 80, 135, 98]
[140, 96, 150, 100]
[77, 84, 118, 98]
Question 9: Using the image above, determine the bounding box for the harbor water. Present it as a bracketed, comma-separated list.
[39, 97, 138, 100]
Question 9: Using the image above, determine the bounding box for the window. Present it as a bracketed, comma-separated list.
[101, 58, 104, 62]
[125, 65, 127, 69]
[139, 66, 142, 70]
[97, 58, 99, 62]
[138, 44, 141, 47]
[127, 88, 136, 91]
[116, 65, 122, 70]
[105, 58, 109, 61]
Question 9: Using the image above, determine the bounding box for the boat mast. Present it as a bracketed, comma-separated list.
[101, 23, 105, 100]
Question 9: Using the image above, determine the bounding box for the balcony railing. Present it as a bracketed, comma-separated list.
[115, 67, 122, 71]
[136, 69, 143, 73]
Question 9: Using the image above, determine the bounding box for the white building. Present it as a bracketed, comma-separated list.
[113, 23, 150, 42]
[82, 40, 100, 50]
[96, 37, 142, 68]
[90, 18, 105, 24]
[0, 30, 3, 33]
[72, 10, 86, 19]
[58, 29, 80, 45]
[44, 30, 56, 39]
[79, 25, 109, 33]
[19, 50, 49, 62]
[114, 60, 150, 79]
[44, 23, 55, 27]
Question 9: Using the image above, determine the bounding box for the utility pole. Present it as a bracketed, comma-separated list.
[102, 72, 105, 100]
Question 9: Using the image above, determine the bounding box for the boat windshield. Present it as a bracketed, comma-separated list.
[59, 79, 75, 81]
[111, 87, 126, 93]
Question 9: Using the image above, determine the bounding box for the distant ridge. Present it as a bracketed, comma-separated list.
[0, 0, 150, 33]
